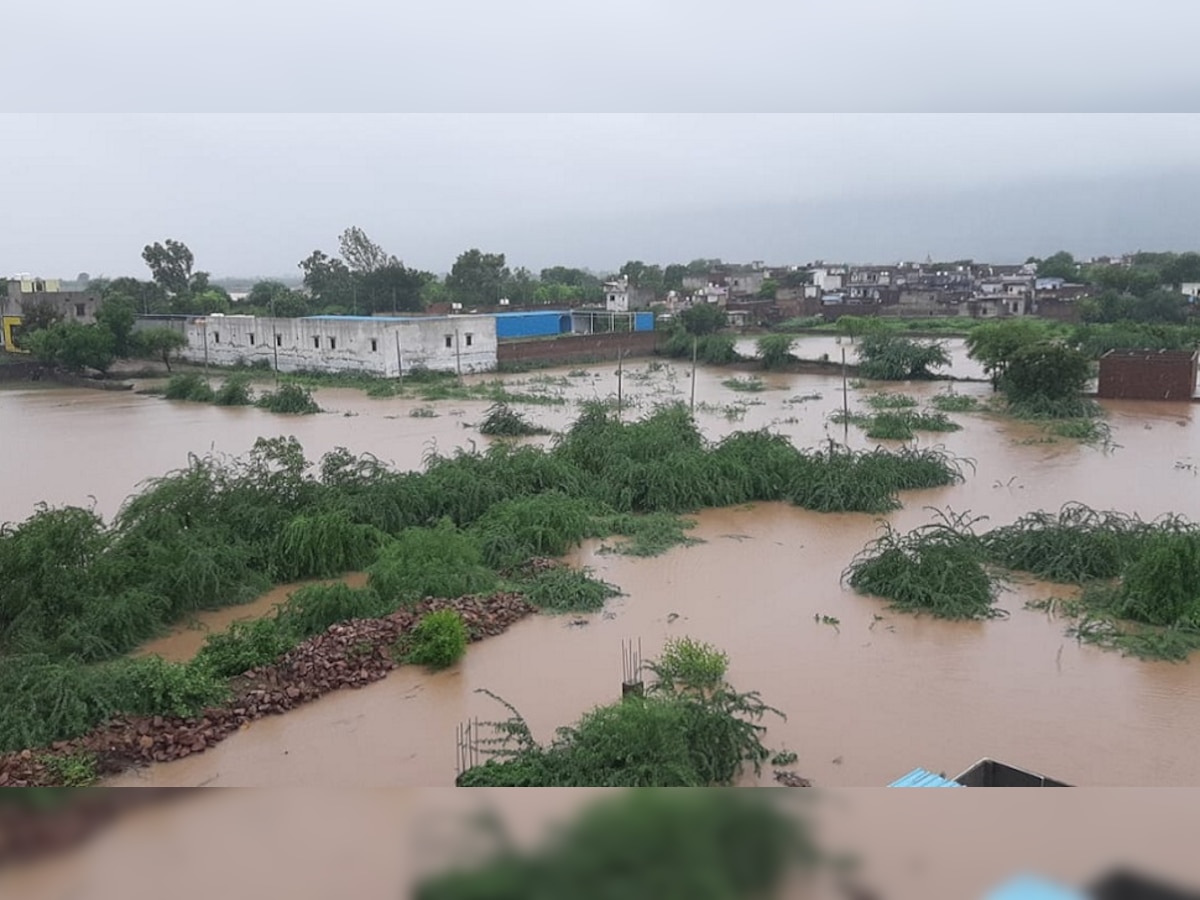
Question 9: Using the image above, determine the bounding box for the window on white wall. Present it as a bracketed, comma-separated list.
[249, 333, 255, 345]
[329, 337, 336, 350]
[213, 331, 220, 343]
[313, 336, 320, 349]
[444, 335, 452, 348]
[465, 333, 473, 347]
[275, 334, 282, 347]
[370, 339, 378, 352]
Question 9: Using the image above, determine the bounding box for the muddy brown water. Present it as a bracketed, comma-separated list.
[5, 789, 1200, 900]
[5, 344, 1200, 788]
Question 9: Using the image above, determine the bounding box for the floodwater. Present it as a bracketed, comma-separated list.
[132, 573, 369, 663]
[5, 341, 1200, 788]
[735, 333, 991, 382]
[5, 789, 1200, 899]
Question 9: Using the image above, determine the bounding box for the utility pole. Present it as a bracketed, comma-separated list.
[455, 329, 462, 378]
[617, 349, 624, 418]
[270, 294, 279, 385]
[690, 336, 698, 414]
[841, 347, 849, 443]
[395, 331, 403, 378]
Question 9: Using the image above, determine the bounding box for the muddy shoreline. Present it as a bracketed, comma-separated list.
[0, 593, 534, 788]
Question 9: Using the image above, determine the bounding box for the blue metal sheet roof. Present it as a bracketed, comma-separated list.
[982, 874, 1085, 900]
[888, 768, 965, 787]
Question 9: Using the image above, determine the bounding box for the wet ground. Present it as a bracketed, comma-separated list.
[4, 334, 1200, 788]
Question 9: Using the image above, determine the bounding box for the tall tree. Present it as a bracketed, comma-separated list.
[1034, 251, 1078, 281]
[141, 239, 194, 296]
[299, 250, 354, 309]
[338, 226, 396, 274]
[360, 264, 429, 314]
[663, 264, 688, 293]
[95, 294, 138, 357]
[447, 249, 509, 306]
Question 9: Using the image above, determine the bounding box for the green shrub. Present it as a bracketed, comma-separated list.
[458, 645, 780, 787]
[275, 583, 392, 637]
[844, 512, 1002, 620]
[982, 504, 1143, 583]
[271, 511, 387, 580]
[756, 334, 794, 370]
[930, 391, 980, 412]
[471, 493, 597, 568]
[857, 334, 950, 380]
[479, 402, 548, 437]
[520, 566, 622, 614]
[863, 392, 918, 409]
[404, 609, 468, 669]
[864, 413, 914, 440]
[193, 617, 298, 678]
[368, 519, 497, 605]
[164, 373, 215, 402]
[37, 752, 98, 787]
[721, 376, 766, 392]
[257, 383, 321, 414]
[213, 374, 255, 406]
[651, 636, 729, 694]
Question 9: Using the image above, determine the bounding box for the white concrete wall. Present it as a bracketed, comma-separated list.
[179, 315, 497, 376]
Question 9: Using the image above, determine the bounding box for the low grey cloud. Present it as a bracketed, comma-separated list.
[2, 114, 1200, 278]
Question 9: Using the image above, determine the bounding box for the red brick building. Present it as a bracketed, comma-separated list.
[1097, 349, 1198, 401]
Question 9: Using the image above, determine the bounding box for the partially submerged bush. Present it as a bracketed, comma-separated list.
[863, 392, 918, 409]
[982, 504, 1145, 583]
[930, 391, 980, 412]
[857, 334, 950, 380]
[478, 402, 547, 437]
[404, 609, 468, 670]
[844, 511, 1004, 620]
[472, 493, 598, 569]
[257, 383, 321, 414]
[650, 636, 729, 695]
[213, 374, 255, 406]
[756, 334, 794, 370]
[457, 644, 780, 787]
[164, 373, 215, 402]
[520, 566, 622, 614]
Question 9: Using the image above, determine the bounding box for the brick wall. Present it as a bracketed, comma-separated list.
[497, 330, 661, 366]
[1097, 351, 1198, 401]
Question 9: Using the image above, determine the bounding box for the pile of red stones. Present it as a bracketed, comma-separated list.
[0, 592, 535, 788]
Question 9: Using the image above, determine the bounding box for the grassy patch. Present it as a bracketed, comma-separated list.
[722, 376, 767, 393]
[164, 373, 215, 402]
[519, 566, 622, 614]
[213, 374, 255, 406]
[863, 392, 918, 410]
[929, 391, 980, 412]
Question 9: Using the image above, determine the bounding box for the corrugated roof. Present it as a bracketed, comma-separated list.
[982, 874, 1086, 899]
[887, 768, 965, 788]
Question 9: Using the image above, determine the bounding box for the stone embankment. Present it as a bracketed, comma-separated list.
[0, 593, 535, 788]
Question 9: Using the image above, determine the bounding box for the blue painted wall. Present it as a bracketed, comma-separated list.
[493, 311, 571, 340]
[635, 312, 655, 332]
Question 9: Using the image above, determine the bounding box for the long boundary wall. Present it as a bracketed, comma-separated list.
[497, 330, 661, 366]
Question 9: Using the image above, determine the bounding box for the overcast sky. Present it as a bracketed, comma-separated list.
[4, 114, 1200, 279]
